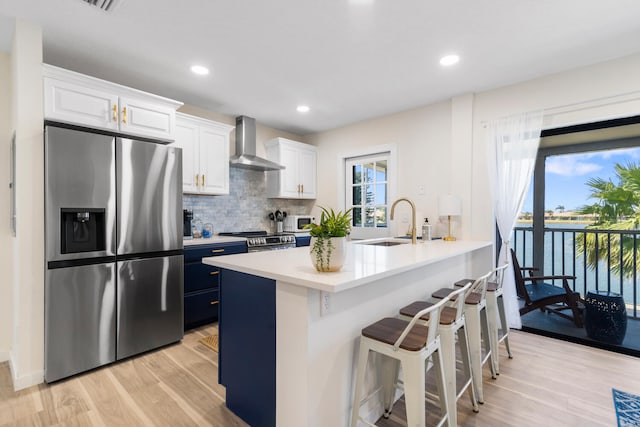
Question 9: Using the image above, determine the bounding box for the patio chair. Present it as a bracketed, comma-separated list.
[510, 249, 584, 328]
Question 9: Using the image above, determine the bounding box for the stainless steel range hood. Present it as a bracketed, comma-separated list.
[229, 116, 285, 171]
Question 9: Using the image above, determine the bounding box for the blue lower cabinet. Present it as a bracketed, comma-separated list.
[295, 235, 311, 247]
[183, 241, 247, 330]
[219, 269, 275, 427]
[184, 289, 219, 326]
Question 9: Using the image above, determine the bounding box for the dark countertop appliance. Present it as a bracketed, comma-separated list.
[184, 209, 193, 239]
[44, 125, 184, 383]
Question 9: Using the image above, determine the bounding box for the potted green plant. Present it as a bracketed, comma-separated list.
[305, 207, 352, 272]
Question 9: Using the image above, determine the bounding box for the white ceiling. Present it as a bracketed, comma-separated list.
[2, 0, 640, 135]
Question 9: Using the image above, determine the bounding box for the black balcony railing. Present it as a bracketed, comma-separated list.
[513, 225, 640, 320]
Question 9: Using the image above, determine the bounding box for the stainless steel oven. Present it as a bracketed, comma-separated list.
[219, 231, 296, 252]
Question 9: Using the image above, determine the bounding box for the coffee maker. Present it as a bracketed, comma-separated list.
[183, 209, 193, 240]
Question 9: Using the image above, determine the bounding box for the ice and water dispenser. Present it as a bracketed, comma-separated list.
[60, 208, 106, 254]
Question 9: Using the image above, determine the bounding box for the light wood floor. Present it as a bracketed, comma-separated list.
[1, 328, 638, 426]
[0, 324, 247, 427]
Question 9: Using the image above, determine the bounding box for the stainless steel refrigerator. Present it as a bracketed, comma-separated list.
[44, 125, 183, 383]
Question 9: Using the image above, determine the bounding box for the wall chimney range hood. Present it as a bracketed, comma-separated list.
[229, 116, 285, 171]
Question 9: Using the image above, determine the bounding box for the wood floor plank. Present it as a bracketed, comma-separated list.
[77, 368, 146, 426]
[0, 363, 40, 425]
[31, 379, 92, 426]
[162, 338, 226, 399]
[137, 351, 246, 426]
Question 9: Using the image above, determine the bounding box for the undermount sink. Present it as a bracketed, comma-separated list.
[355, 239, 410, 247]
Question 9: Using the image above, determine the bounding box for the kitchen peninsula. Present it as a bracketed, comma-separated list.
[204, 239, 492, 427]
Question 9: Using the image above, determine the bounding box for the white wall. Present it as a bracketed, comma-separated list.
[10, 18, 44, 390]
[305, 101, 453, 238]
[0, 52, 12, 363]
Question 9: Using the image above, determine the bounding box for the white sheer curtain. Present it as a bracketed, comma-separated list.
[487, 111, 543, 329]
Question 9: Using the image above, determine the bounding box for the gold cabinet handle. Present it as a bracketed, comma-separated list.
[209, 271, 219, 276]
[297, 184, 301, 193]
[196, 174, 200, 188]
[201, 175, 205, 187]
[210, 301, 219, 305]
[211, 249, 225, 253]
[112, 105, 117, 121]
[122, 106, 127, 124]
[301, 184, 304, 194]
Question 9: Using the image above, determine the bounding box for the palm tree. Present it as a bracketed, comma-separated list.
[576, 162, 640, 276]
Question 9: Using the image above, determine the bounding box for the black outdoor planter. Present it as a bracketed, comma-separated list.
[584, 291, 628, 345]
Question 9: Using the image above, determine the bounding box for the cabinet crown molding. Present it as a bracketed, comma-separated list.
[175, 112, 234, 134]
[43, 63, 183, 109]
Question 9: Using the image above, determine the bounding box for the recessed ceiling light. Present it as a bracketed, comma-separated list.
[296, 105, 310, 113]
[439, 55, 460, 67]
[190, 65, 209, 75]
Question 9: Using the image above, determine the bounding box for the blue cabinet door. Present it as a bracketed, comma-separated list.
[184, 289, 219, 327]
[295, 235, 311, 247]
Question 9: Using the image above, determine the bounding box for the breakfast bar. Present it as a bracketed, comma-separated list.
[203, 239, 492, 427]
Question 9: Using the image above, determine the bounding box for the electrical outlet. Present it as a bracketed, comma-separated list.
[418, 184, 425, 195]
[320, 291, 330, 315]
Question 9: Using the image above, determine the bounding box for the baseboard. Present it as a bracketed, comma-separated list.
[9, 353, 44, 391]
[0, 351, 9, 363]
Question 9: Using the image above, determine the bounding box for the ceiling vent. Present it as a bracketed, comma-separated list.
[82, 0, 121, 12]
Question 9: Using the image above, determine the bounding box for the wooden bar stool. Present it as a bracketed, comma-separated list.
[398, 282, 478, 427]
[432, 271, 495, 404]
[350, 297, 451, 427]
[455, 264, 512, 375]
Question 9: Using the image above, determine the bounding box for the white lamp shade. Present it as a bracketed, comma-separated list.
[438, 195, 462, 216]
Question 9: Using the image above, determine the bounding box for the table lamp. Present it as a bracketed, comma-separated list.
[438, 195, 462, 241]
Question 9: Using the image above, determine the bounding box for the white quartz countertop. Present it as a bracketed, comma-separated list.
[203, 239, 492, 292]
[183, 235, 247, 246]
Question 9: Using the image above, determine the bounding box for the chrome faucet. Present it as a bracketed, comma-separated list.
[390, 197, 417, 244]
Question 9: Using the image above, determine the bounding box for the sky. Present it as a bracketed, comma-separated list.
[522, 146, 640, 213]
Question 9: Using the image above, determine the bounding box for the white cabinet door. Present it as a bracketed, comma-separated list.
[175, 113, 232, 195]
[43, 65, 182, 141]
[298, 147, 317, 199]
[174, 121, 199, 193]
[265, 138, 317, 199]
[198, 126, 229, 195]
[119, 97, 176, 141]
[44, 77, 119, 132]
[280, 144, 301, 198]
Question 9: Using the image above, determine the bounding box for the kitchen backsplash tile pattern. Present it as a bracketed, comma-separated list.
[184, 168, 315, 234]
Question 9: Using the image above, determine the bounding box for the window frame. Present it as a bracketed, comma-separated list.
[531, 135, 640, 271]
[338, 144, 397, 240]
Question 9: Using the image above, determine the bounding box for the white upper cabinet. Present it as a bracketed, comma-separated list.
[265, 138, 317, 199]
[43, 64, 182, 141]
[174, 113, 233, 195]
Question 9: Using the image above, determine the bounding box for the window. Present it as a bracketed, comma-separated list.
[346, 153, 390, 237]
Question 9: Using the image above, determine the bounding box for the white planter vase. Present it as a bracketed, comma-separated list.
[309, 236, 346, 272]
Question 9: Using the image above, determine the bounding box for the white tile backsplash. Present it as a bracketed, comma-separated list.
[184, 168, 314, 234]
